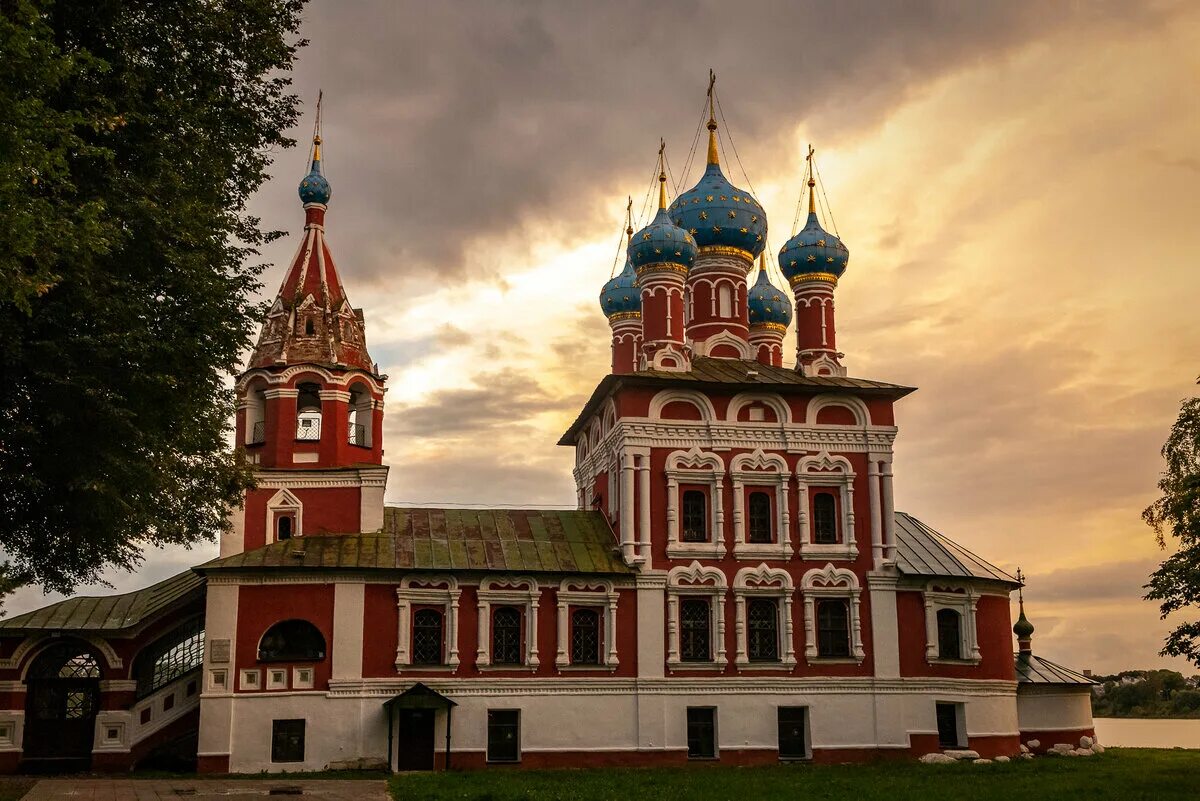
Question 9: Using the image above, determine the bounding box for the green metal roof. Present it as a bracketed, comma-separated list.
[198, 507, 631, 576]
[560, 357, 915, 444]
[1015, 652, 1097, 686]
[0, 570, 203, 633]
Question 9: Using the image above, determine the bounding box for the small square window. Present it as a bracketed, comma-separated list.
[778, 707, 808, 760]
[239, 669, 260, 690]
[209, 669, 227, 690]
[163, 693, 174, 712]
[140, 708, 152, 725]
[271, 719, 305, 763]
[267, 669, 287, 690]
[293, 667, 314, 689]
[687, 707, 717, 759]
[487, 710, 520, 763]
[106, 727, 120, 741]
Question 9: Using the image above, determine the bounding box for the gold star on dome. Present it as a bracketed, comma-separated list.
[817, 239, 826, 247]
[674, 250, 683, 256]
[692, 198, 700, 204]
[728, 210, 737, 219]
[699, 211, 708, 221]
[688, 228, 697, 236]
[706, 195, 714, 202]
[719, 195, 728, 201]
[751, 215, 758, 223]
[733, 196, 741, 202]
[740, 227, 748, 234]
[755, 234, 762, 241]
[643, 232, 651, 241]
[712, 226, 722, 234]
[654, 248, 662, 254]
[789, 259, 797, 267]
[807, 254, 817, 262]
[827, 256, 834, 262]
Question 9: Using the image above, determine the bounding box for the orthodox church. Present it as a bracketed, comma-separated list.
[0, 85, 1095, 774]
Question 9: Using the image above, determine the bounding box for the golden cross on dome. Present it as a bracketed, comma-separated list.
[806, 144, 816, 214]
[657, 138, 669, 210]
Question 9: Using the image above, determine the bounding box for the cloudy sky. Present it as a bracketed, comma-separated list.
[11, 0, 1200, 675]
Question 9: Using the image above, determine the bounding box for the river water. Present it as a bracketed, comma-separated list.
[1093, 718, 1200, 748]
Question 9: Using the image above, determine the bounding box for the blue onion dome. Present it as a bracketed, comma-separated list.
[600, 256, 641, 318]
[747, 263, 792, 329]
[629, 169, 697, 273]
[778, 180, 849, 285]
[668, 118, 767, 260]
[298, 135, 331, 205]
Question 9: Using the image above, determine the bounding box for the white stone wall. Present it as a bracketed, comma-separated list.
[1016, 686, 1094, 733]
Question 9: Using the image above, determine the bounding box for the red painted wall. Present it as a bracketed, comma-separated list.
[896, 591, 1016, 680]
[235, 584, 335, 691]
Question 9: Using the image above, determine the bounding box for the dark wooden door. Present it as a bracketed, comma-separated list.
[23, 678, 100, 761]
[396, 709, 435, 770]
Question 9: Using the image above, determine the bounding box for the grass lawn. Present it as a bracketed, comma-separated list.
[388, 748, 1198, 801]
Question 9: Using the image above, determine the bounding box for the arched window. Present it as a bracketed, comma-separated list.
[747, 598, 779, 662]
[277, 516, 292, 541]
[258, 620, 326, 662]
[718, 283, 733, 318]
[347, 384, 372, 448]
[304, 318, 315, 336]
[682, 490, 707, 542]
[295, 382, 322, 441]
[29, 644, 101, 681]
[813, 493, 838, 544]
[748, 491, 772, 543]
[937, 609, 962, 660]
[570, 609, 600, 665]
[133, 619, 204, 698]
[411, 609, 444, 665]
[680, 598, 711, 662]
[492, 607, 522, 665]
[816, 599, 850, 658]
[245, 386, 266, 446]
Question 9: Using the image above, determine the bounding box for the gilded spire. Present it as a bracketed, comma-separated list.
[658, 139, 669, 210]
[625, 196, 634, 242]
[312, 89, 324, 167]
[706, 69, 719, 166]
[806, 144, 816, 214]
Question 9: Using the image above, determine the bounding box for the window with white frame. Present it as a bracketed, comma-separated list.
[265, 488, 303, 544]
[395, 576, 461, 671]
[796, 453, 857, 560]
[801, 564, 865, 663]
[733, 564, 796, 667]
[555, 579, 620, 669]
[667, 561, 727, 668]
[476, 576, 540, 669]
[665, 448, 726, 559]
[730, 449, 791, 560]
[923, 583, 981, 664]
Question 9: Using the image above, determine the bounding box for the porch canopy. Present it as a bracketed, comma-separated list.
[384, 683, 457, 771]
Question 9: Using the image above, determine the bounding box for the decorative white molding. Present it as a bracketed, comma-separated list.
[923, 582, 982, 665]
[801, 564, 865, 664]
[796, 452, 858, 561]
[648, 389, 718, 422]
[725, 393, 793, 424]
[555, 579, 620, 670]
[729, 449, 792, 560]
[475, 576, 540, 670]
[664, 448, 727, 559]
[252, 466, 389, 490]
[396, 575, 461, 671]
[733, 564, 796, 668]
[265, 488, 303, 543]
[666, 561, 728, 669]
[692, 329, 753, 360]
[806, 394, 870, 427]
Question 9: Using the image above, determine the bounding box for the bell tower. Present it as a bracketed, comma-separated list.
[227, 106, 388, 555]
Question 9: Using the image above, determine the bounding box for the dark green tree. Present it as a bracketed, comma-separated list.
[1145, 396, 1200, 668]
[0, 0, 307, 592]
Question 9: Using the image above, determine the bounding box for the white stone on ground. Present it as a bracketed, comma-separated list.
[1079, 736, 1093, 749]
[1093, 743, 1106, 754]
[995, 755, 1010, 763]
[945, 749, 980, 760]
[1027, 739, 1041, 749]
[920, 753, 957, 764]
[1019, 753, 1034, 760]
[1019, 744, 1030, 754]
[973, 758, 993, 764]
[1076, 748, 1093, 756]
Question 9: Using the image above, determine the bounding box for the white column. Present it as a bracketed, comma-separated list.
[714, 592, 728, 666]
[797, 484, 810, 555]
[666, 476, 679, 547]
[197, 581, 238, 767]
[868, 574, 900, 678]
[528, 598, 540, 668]
[734, 594, 747, 666]
[394, 598, 411, 667]
[924, 594, 938, 660]
[782, 595, 796, 666]
[476, 600, 490, 667]
[332, 583, 364, 680]
[665, 593, 679, 666]
[881, 462, 896, 563]
[732, 479, 745, 547]
[606, 594, 620, 667]
[621, 452, 637, 564]
[638, 456, 652, 563]
[447, 594, 461, 667]
[556, 600, 570, 668]
[868, 459, 883, 569]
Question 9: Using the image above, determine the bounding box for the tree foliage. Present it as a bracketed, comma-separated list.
[1144, 396, 1200, 668]
[1091, 670, 1200, 719]
[0, 0, 307, 592]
